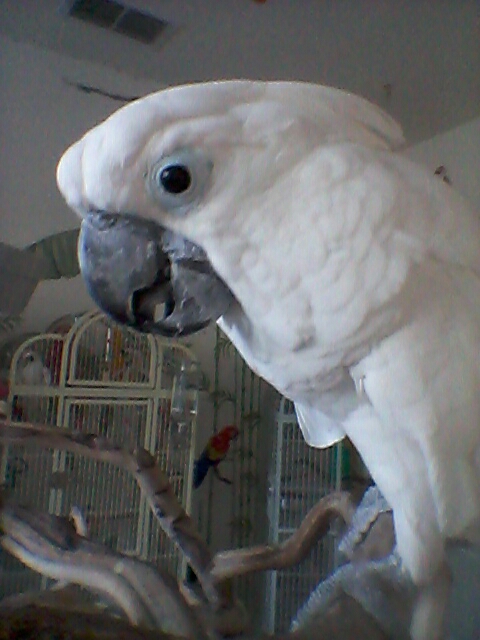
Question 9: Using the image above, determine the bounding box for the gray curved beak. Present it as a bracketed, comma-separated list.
[78, 213, 235, 337]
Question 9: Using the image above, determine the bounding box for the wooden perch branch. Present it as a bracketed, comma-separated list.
[0, 503, 206, 639]
[1, 422, 354, 594]
[0, 420, 226, 608]
[211, 491, 355, 581]
[0, 501, 389, 640]
[0, 604, 185, 640]
[0, 420, 397, 640]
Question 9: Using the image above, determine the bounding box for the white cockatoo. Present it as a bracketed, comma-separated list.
[56, 81, 480, 640]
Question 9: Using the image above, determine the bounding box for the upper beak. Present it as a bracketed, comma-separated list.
[78, 212, 235, 337]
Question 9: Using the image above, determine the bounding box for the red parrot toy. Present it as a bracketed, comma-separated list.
[193, 425, 239, 488]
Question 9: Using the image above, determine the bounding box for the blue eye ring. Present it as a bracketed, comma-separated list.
[148, 148, 213, 214]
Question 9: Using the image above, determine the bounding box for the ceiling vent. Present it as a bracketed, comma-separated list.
[65, 0, 169, 44]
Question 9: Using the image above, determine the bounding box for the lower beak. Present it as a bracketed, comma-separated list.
[78, 213, 235, 337]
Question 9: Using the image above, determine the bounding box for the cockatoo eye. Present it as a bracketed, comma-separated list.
[148, 149, 213, 214]
[159, 165, 191, 194]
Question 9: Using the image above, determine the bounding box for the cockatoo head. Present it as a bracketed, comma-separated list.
[57, 81, 402, 338]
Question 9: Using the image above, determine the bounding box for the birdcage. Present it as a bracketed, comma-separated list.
[0, 310, 199, 599]
[200, 330, 346, 633]
[265, 397, 345, 633]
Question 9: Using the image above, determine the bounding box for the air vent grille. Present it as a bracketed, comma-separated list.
[66, 0, 168, 44]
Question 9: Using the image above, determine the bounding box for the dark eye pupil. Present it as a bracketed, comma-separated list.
[159, 165, 191, 194]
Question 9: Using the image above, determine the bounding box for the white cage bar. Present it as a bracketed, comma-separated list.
[265, 397, 344, 633]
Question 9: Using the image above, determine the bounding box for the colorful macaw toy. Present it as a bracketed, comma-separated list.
[193, 425, 239, 489]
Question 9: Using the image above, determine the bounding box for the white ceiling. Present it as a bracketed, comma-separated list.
[0, 0, 479, 331]
[1, 0, 479, 143]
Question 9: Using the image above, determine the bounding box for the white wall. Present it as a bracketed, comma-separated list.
[405, 116, 480, 208]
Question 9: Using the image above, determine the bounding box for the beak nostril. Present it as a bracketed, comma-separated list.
[86, 211, 120, 230]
